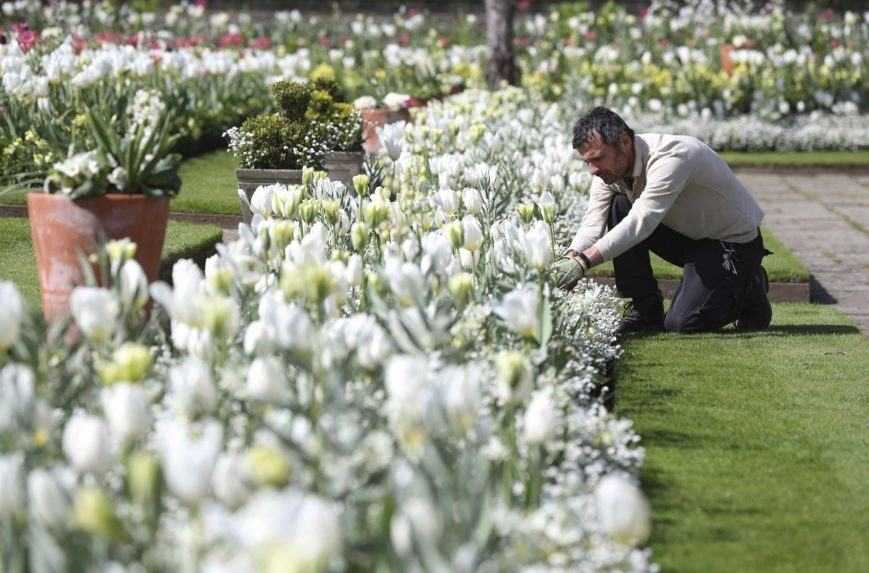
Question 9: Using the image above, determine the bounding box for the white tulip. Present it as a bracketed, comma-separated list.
[346, 254, 364, 287]
[496, 285, 540, 340]
[28, 467, 72, 528]
[523, 387, 561, 445]
[63, 412, 112, 473]
[461, 215, 483, 252]
[213, 452, 252, 509]
[246, 356, 286, 403]
[101, 383, 151, 447]
[0, 364, 35, 432]
[461, 187, 483, 214]
[169, 357, 217, 418]
[243, 320, 276, 356]
[70, 287, 119, 344]
[119, 259, 149, 309]
[157, 418, 223, 505]
[523, 221, 553, 270]
[595, 474, 652, 547]
[0, 281, 25, 351]
[441, 365, 482, 435]
[0, 453, 24, 518]
[433, 187, 458, 214]
[250, 184, 279, 217]
[385, 259, 426, 307]
[378, 121, 405, 161]
[236, 489, 342, 570]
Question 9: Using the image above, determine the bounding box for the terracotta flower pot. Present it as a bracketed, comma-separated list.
[27, 192, 169, 322]
[235, 168, 304, 225]
[323, 151, 365, 188]
[361, 107, 411, 154]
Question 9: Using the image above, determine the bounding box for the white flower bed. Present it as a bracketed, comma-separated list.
[0, 89, 658, 571]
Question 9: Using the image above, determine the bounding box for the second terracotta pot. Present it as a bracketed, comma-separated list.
[361, 107, 412, 154]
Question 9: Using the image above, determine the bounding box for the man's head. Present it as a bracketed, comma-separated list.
[572, 107, 635, 185]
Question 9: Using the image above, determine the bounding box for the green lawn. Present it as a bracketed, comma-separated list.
[589, 227, 810, 283]
[0, 217, 222, 307]
[616, 303, 869, 572]
[0, 150, 241, 215]
[172, 150, 240, 214]
[722, 150, 869, 168]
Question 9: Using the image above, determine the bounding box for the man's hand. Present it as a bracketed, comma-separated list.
[553, 252, 588, 291]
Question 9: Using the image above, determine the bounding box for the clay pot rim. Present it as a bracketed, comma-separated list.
[26, 191, 169, 204]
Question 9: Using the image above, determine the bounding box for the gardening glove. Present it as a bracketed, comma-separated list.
[553, 254, 588, 291]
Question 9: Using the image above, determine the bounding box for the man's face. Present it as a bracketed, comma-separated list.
[577, 131, 632, 185]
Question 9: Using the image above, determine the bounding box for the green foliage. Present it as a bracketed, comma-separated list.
[270, 80, 313, 122]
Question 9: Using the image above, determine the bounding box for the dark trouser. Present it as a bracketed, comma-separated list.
[610, 194, 770, 332]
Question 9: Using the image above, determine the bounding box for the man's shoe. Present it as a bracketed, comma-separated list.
[736, 265, 772, 330]
[618, 292, 665, 335]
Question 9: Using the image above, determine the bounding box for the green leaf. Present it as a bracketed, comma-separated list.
[537, 290, 552, 348]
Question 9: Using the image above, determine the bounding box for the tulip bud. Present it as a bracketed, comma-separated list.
[269, 221, 295, 250]
[321, 199, 341, 225]
[246, 446, 290, 488]
[299, 199, 319, 224]
[201, 295, 240, 340]
[352, 174, 370, 196]
[128, 451, 162, 508]
[444, 221, 464, 250]
[496, 351, 530, 392]
[98, 342, 153, 385]
[537, 192, 557, 224]
[105, 238, 136, 266]
[517, 202, 537, 223]
[448, 272, 475, 306]
[351, 222, 370, 252]
[73, 486, 125, 540]
[302, 166, 316, 188]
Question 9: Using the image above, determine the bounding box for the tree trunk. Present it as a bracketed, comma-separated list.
[485, 0, 519, 88]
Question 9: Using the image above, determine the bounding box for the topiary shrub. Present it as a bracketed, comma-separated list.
[270, 80, 312, 122]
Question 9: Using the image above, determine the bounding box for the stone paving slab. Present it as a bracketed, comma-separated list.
[737, 169, 869, 335]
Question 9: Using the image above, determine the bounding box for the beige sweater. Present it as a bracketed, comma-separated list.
[569, 133, 764, 261]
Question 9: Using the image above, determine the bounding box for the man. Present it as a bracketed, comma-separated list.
[557, 106, 772, 333]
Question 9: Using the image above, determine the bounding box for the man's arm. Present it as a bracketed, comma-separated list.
[591, 147, 694, 262]
[567, 177, 613, 257]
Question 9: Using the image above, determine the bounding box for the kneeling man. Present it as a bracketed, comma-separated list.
[560, 107, 772, 333]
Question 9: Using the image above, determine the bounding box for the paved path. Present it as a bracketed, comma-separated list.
[738, 170, 869, 334]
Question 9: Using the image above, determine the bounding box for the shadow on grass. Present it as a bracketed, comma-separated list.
[622, 323, 860, 341]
